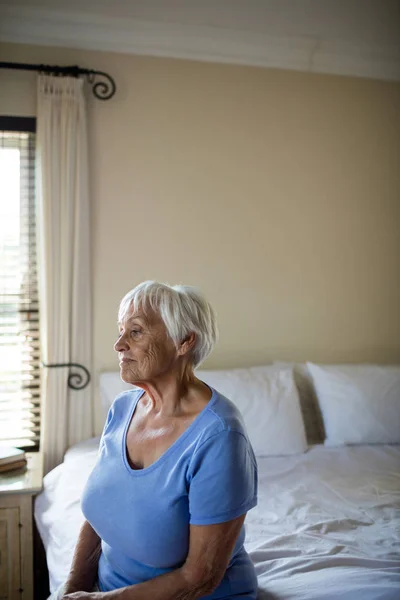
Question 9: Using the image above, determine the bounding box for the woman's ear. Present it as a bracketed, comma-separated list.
[177, 332, 196, 357]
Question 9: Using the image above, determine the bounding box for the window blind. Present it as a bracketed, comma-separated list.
[0, 118, 40, 450]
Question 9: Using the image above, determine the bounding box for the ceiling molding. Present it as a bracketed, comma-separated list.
[1, 5, 399, 81]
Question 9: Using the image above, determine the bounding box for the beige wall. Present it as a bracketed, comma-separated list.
[1, 42, 399, 434]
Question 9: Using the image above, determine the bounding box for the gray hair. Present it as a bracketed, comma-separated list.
[118, 281, 219, 368]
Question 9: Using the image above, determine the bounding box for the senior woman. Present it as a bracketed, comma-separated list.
[60, 281, 258, 600]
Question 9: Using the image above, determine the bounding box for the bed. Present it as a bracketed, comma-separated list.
[34, 364, 400, 599]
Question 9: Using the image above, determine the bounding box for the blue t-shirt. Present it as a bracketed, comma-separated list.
[81, 387, 258, 599]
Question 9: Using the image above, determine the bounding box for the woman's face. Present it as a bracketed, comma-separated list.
[114, 303, 178, 384]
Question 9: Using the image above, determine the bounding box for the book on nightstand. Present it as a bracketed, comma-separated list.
[0, 446, 27, 472]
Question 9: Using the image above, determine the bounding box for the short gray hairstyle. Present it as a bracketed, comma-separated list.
[118, 281, 219, 368]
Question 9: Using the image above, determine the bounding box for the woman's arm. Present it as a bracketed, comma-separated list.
[64, 520, 102, 594]
[65, 514, 245, 600]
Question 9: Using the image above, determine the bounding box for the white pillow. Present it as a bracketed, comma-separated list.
[307, 363, 400, 446]
[99, 372, 136, 415]
[197, 365, 307, 456]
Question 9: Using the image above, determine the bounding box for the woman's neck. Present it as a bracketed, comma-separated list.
[137, 365, 202, 417]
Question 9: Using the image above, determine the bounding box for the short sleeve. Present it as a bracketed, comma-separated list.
[98, 404, 113, 454]
[188, 430, 258, 525]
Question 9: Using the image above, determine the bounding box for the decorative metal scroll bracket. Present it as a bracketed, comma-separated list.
[85, 70, 116, 100]
[42, 362, 91, 390]
[0, 61, 116, 100]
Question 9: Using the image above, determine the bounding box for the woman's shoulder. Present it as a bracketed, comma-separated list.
[188, 389, 257, 482]
[202, 388, 248, 439]
[108, 388, 142, 419]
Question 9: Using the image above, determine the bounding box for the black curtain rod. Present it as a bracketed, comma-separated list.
[0, 61, 116, 100]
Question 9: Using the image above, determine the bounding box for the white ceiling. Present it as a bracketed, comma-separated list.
[1, 0, 400, 80]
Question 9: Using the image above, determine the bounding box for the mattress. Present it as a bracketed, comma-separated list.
[34, 441, 400, 599]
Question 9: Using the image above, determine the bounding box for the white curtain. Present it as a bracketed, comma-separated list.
[36, 75, 92, 474]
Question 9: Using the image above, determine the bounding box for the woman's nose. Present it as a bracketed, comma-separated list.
[114, 333, 129, 352]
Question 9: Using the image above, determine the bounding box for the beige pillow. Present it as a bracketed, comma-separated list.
[274, 362, 325, 444]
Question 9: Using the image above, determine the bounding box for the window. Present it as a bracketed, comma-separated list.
[0, 116, 41, 450]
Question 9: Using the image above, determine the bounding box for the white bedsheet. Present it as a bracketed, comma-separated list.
[34, 441, 400, 599]
[247, 445, 400, 599]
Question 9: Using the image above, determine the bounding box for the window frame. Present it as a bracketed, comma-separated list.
[0, 114, 41, 451]
[0, 116, 36, 134]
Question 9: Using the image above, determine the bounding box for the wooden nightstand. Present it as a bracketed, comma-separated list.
[0, 452, 43, 600]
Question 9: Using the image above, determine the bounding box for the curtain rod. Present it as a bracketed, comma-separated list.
[0, 61, 116, 100]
